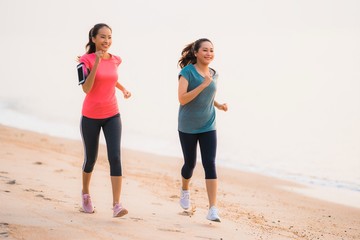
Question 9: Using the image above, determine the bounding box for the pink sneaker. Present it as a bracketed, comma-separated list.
[113, 203, 128, 217]
[82, 192, 94, 213]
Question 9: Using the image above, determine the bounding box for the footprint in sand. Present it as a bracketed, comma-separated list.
[36, 194, 52, 201]
[6, 180, 16, 185]
[24, 188, 41, 192]
[130, 217, 144, 222]
[23, 188, 54, 201]
[158, 228, 183, 233]
[195, 236, 223, 240]
[179, 205, 196, 217]
[0, 223, 9, 238]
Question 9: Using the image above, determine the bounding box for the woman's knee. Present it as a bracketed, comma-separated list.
[181, 164, 195, 179]
[83, 160, 96, 173]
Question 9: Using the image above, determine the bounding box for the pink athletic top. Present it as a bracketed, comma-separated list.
[79, 53, 122, 119]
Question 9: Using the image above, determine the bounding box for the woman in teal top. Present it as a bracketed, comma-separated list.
[177, 38, 228, 222]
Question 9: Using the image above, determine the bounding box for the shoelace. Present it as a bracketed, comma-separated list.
[113, 204, 121, 211]
[181, 192, 189, 199]
[83, 195, 91, 206]
[210, 209, 219, 218]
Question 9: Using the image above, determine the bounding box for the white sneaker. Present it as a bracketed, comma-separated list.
[180, 189, 190, 210]
[207, 206, 221, 222]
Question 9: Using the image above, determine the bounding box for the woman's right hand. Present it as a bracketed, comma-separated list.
[202, 74, 213, 88]
[95, 50, 105, 61]
[82, 51, 103, 94]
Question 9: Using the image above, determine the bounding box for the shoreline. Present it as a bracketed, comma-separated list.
[2, 117, 359, 209]
[1, 124, 360, 239]
[1, 107, 359, 198]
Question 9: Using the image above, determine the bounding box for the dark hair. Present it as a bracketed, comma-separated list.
[85, 23, 112, 54]
[178, 38, 212, 68]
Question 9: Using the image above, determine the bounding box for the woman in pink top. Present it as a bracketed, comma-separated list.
[78, 23, 131, 218]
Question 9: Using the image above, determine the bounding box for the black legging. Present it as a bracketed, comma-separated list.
[178, 130, 217, 180]
[80, 113, 122, 176]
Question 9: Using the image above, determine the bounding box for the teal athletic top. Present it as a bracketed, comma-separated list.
[178, 64, 218, 134]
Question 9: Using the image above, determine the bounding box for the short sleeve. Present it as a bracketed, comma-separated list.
[179, 65, 191, 82]
[113, 55, 122, 66]
[79, 54, 92, 70]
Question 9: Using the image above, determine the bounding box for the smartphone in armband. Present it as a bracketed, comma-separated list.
[77, 62, 89, 85]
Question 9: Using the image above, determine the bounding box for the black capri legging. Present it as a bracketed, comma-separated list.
[178, 130, 217, 180]
[80, 113, 122, 176]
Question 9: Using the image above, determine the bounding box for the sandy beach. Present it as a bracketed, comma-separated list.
[0, 124, 359, 240]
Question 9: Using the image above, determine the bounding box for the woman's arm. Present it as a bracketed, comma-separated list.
[214, 101, 228, 111]
[81, 52, 102, 94]
[178, 75, 212, 105]
[116, 82, 131, 99]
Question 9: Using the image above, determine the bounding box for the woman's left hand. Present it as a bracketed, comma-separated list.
[214, 101, 228, 111]
[219, 103, 228, 112]
[123, 90, 132, 99]
[217, 103, 228, 112]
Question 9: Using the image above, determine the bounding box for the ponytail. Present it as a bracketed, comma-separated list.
[178, 38, 212, 68]
[85, 23, 112, 54]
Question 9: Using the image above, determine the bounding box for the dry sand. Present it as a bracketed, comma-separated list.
[0, 124, 359, 239]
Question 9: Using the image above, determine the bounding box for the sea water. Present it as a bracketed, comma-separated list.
[1, 0, 359, 207]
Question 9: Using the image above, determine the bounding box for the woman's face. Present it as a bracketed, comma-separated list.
[92, 27, 112, 52]
[195, 41, 214, 65]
